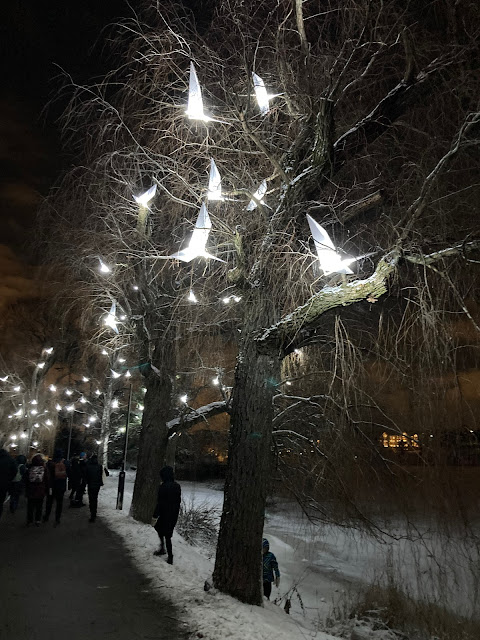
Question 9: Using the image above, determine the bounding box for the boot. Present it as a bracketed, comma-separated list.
[167, 555, 173, 565]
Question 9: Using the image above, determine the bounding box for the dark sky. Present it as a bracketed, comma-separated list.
[0, 0, 130, 259]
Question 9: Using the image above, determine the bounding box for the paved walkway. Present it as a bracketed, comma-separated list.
[0, 498, 188, 640]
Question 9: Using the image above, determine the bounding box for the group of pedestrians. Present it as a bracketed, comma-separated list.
[0, 448, 104, 526]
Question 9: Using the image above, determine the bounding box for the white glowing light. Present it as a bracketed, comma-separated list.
[118, 358, 126, 363]
[188, 289, 198, 303]
[10, 434, 17, 440]
[185, 62, 226, 123]
[8, 415, 13, 419]
[20, 433, 26, 439]
[212, 377, 219, 385]
[95, 389, 102, 396]
[32, 441, 38, 447]
[79, 396, 87, 404]
[45, 419, 53, 426]
[44, 347, 54, 355]
[30, 399, 37, 405]
[306, 214, 356, 275]
[133, 184, 157, 207]
[0, 375, 8, 382]
[30, 409, 38, 415]
[141, 387, 147, 394]
[99, 259, 111, 274]
[118, 427, 126, 433]
[286, 381, 292, 386]
[137, 404, 144, 411]
[111, 399, 119, 409]
[120, 315, 127, 321]
[49, 384, 57, 392]
[55, 403, 62, 411]
[65, 389, 73, 396]
[111, 370, 121, 379]
[101, 349, 108, 356]
[66, 404, 75, 412]
[37, 362, 46, 369]
[13, 386, 21, 392]
[222, 297, 230, 304]
[104, 301, 119, 334]
[180, 394, 188, 404]
[252, 72, 271, 115]
[95, 440, 102, 445]
[294, 349, 301, 355]
[82, 376, 89, 383]
[167, 203, 225, 263]
[207, 158, 223, 201]
[124, 370, 131, 378]
[233, 296, 241, 302]
[132, 285, 139, 291]
[88, 416, 97, 423]
[33, 423, 40, 428]
[246, 179, 268, 211]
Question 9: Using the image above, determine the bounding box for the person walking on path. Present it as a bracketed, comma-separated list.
[151, 466, 181, 565]
[85, 455, 103, 522]
[262, 538, 280, 600]
[43, 450, 69, 526]
[25, 453, 49, 526]
[8, 454, 27, 514]
[0, 449, 17, 519]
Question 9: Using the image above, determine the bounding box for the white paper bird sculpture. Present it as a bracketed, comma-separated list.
[252, 72, 280, 115]
[133, 184, 157, 207]
[246, 179, 268, 211]
[207, 159, 223, 201]
[185, 63, 226, 124]
[104, 301, 119, 333]
[168, 203, 225, 263]
[306, 214, 356, 275]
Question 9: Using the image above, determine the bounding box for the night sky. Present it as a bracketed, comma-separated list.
[0, 0, 129, 258]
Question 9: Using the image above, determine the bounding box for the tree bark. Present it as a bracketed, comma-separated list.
[213, 302, 281, 605]
[130, 339, 175, 523]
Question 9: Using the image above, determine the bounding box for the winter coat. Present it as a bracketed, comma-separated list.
[0, 449, 17, 489]
[85, 459, 103, 491]
[153, 480, 181, 537]
[262, 551, 280, 583]
[46, 457, 69, 492]
[25, 454, 49, 500]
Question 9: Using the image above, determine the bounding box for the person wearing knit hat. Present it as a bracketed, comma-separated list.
[262, 538, 280, 599]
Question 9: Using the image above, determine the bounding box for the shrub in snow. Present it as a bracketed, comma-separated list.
[176, 498, 219, 555]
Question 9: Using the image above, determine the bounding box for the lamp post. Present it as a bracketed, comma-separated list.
[66, 413, 74, 460]
[116, 383, 133, 510]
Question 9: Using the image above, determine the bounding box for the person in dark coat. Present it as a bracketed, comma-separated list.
[262, 538, 280, 599]
[8, 454, 27, 514]
[43, 449, 69, 526]
[25, 453, 49, 526]
[151, 466, 181, 565]
[85, 455, 103, 522]
[69, 453, 87, 507]
[0, 449, 17, 518]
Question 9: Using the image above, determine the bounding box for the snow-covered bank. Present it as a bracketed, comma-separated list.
[98, 473, 343, 640]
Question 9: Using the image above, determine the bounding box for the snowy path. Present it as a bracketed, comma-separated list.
[0, 498, 188, 640]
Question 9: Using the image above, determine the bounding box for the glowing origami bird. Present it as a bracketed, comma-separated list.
[207, 159, 223, 201]
[99, 259, 111, 274]
[133, 184, 157, 207]
[104, 301, 119, 333]
[306, 214, 356, 275]
[185, 62, 226, 124]
[252, 72, 281, 115]
[168, 204, 225, 262]
[246, 179, 268, 211]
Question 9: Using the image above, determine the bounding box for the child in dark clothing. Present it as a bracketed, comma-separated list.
[262, 538, 280, 599]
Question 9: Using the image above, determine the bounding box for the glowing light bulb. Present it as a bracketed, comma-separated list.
[30, 409, 38, 415]
[111, 399, 119, 409]
[180, 394, 188, 404]
[20, 433, 26, 439]
[188, 290, 197, 303]
[44, 347, 54, 354]
[30, 399, 37, 405]
[137, 404, 144, 411]
[79, 397, 87, 404]
[222, 297, 230, 304]
[101, 349, 108, 356]
[124, 370, 131, 378]
[117, 358, 126, 364]
[65, 389, 73, 396]
[133, 285, 139, 291]
[49, 384, 57, 392]
[119, 315, 127, 321]
[233, 296, 241, 302]
[37, 362, 46, 369]
[33, 423, 40, 428]
[10, 434, 17, 440]
[88, 416, 97, 423]
[111, 370, 121, 379]
[32, 441, 38, 447]
[66, 404, 75, 412]
[55, 404, 62, 411]
[95, 440, 102, 445]
[212, 377, 219, 385]
[45, 419, 53, 426]
[13, 385, 21, 392]
[95, 389, 102, 396]
[82, 376, 89, 382]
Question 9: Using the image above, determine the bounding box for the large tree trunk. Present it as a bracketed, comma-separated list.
[130, 339, 175, 523]
[213, 315, 280, 605]
[98, 378, 114, 468]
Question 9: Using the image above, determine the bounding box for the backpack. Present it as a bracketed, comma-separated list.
[29, 466, 45, 483]
[54, 461, 67, 480]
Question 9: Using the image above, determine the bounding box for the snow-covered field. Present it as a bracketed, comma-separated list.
[98, 472, 479, 640]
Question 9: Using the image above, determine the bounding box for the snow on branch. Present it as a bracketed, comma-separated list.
[166, 400, 229, 437]
[256, 249, 401, 352]
[404, 240, 480, 266]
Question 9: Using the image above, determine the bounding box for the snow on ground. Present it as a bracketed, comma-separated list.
[98, 473, 345, 640]
[98, 472, 478, 639]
